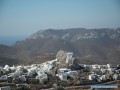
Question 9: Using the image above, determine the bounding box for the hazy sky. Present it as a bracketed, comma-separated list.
[0, 0, 120, 37]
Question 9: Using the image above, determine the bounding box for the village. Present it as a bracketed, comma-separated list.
[0, 50, 120, 90]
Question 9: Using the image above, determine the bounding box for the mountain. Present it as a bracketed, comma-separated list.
[0, 44, 19, 66]
[0, 28, 120, 65]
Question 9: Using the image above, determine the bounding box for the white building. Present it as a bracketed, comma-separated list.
[0, 86, 11, 90]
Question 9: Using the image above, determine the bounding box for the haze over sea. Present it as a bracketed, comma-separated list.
[0, 36, 27, 45]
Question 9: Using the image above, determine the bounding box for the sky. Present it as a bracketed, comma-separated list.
[0, 0, 120, 45]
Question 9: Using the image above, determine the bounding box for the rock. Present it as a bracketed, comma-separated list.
[56, 50, 67, 62]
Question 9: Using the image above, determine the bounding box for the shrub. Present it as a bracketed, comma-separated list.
[16, 86, 31, 90]
[30, 79, 39, 84]
[57, 81, 68, 87]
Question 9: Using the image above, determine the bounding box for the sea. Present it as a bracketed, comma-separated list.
[0, 36, 27, 46]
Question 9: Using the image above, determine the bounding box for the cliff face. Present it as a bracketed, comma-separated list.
[0, 28, 120, 65]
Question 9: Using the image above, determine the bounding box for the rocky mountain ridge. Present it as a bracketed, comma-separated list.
[28, 28, 120, 40]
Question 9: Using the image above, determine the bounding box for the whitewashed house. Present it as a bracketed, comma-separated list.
[0, 86, 11, 90]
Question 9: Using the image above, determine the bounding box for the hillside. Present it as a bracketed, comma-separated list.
[0, 28, 120, 65]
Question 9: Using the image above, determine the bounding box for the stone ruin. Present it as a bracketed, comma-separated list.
[56, 50, 74, 68]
